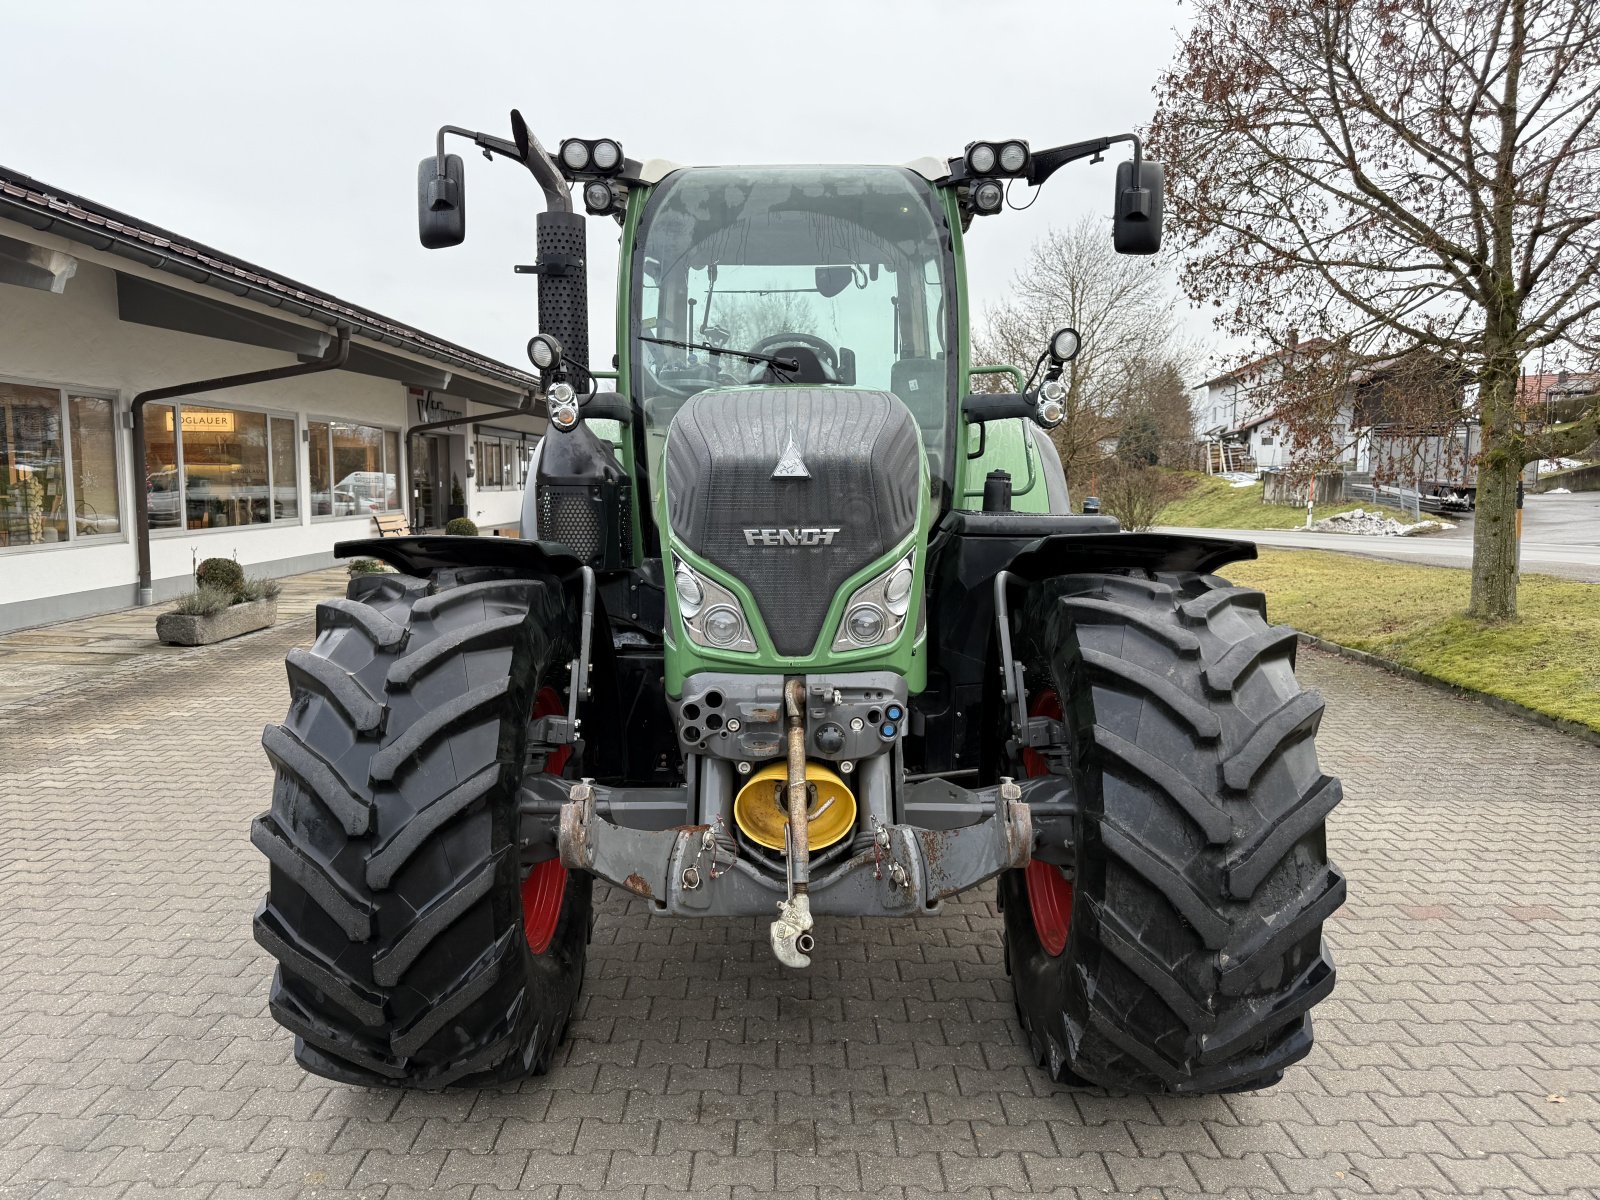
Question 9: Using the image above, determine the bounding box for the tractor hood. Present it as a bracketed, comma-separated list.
[663, 388, 923, 657]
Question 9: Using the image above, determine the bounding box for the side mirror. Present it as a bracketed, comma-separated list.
[417, 154, 466, 249]
[837, 347, 857, 386]
[1112, 159, 1164, 255]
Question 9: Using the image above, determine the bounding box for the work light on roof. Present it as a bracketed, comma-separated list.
[559, 139, 590, 171]
[590, 139, 622, 172]
[965, 139, 1030, 179]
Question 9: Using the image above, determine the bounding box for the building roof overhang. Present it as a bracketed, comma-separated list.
[0, 164, 543, 418]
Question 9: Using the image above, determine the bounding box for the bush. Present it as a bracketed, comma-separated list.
[1097, 464, 1186, 532]
[172, 584, 235, 617]
[445, 517, 479, 536]
[238, 577, 282, 603]
[346, 558, 390, 576]
[195, 557, 246, 599]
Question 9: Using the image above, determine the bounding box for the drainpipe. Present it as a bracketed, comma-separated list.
[130, 329, 351, 606]
[403, 396, 536, 530]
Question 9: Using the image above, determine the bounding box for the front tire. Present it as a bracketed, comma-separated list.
[1003, 571, 1344, 1094]
[252, 568, 591, 1088]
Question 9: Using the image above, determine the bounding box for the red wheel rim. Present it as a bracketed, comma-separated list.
[521, 858, 567, 954]
[521, 686, 570, 954]
[1025, 861, 1074, 957]
[1023, 690, 1074, 956]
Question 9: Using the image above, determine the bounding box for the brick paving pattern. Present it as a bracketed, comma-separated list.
[1, 607, 1596, 1198]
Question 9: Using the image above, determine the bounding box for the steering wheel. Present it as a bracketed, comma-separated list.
[748, 332, 841, 383]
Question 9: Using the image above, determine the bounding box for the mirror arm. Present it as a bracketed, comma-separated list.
[432, 123, 572, 214]
[1026, 132, 1141, 189]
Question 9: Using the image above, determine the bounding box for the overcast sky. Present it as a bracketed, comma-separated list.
[4, 0, 1220, 376]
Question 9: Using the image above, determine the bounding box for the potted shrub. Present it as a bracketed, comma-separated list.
[156, 557, 281, 646]
[445, 516, 479, 536]
[447, 473, 467, 521]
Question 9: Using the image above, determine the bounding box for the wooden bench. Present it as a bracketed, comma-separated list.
[373, 512, 412, 537]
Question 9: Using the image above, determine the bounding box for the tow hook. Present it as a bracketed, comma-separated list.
[770, 893, 815, 968]
[770, 678, 815, 969]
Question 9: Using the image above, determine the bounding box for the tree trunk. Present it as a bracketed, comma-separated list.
[1469, 453, 1519, 620]
[1469, 365, 1522, 621]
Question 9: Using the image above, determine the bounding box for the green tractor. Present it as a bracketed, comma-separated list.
[252, 114, 1344, 1093]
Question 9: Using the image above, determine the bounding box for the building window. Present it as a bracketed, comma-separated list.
[475, 429, 532, 490]
[141, 402, 298, 532]
[309, 419, 401, 516]
[1, 380, 121, 550]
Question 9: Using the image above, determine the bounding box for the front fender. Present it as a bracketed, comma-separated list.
[335, 535, 587, 580]
[1004, 530, 1257, 581]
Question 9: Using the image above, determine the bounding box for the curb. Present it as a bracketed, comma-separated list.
[1297, 632, 1600, 750]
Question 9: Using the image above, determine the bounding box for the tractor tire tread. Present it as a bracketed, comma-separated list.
[252, 569, 587, 1089]
[1003, 571, 1343, 1094]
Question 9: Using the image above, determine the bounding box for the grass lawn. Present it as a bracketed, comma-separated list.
[1226, 549, 1600, 732]
[1155, 471, 1415, 530]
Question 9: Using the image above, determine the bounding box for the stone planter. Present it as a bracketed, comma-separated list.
[156, 598, 278, 646]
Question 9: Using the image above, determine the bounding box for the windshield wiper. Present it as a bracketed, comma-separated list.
[638, 334, 797, 372]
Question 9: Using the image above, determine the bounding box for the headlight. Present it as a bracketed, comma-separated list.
[966, 142, 997, 174]
[1036, 378, 1067, 429]
[590, 139, 622, 172]
[674, 564, 703, 617]
[884, 563, 914, 615]
[971, 179, 1004, 215]
[702, 605, 744, 647]
[583, 180, 617, 215]
[673, 556, 757, 653]
[831, 550, 916, 651]
[998, 140, 1029, 173]
[844, 604, 886, 645]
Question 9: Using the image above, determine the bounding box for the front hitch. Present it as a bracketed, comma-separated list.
[770, 679, 815, 968]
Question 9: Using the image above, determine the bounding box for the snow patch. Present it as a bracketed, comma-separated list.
[1214, 471, 1258, 488]
[1311, 508, 1456, 537]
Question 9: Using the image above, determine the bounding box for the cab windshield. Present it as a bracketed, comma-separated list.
[630, 166, 955, 501]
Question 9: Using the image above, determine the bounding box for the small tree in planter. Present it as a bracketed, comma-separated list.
[445, 516, 479, 536]
[157, 557, 282, 646]
[447, 473, 467, 521]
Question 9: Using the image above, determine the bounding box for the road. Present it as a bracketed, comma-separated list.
[1161, 490, 1600, 581]
[1, 593, 1598, 1197]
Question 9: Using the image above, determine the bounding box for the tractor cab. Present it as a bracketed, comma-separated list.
[628, 165, 957, 505]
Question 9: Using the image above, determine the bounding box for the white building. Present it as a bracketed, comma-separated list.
[1192, 338, 1341, 475]
[0, 165, 548, 633]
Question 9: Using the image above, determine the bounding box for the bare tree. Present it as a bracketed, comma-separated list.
[1150, 0, 1600, 619]
[975, 217, 1195, 492]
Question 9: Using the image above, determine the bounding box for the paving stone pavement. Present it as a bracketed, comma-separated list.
[0, 608, 1597, 1199]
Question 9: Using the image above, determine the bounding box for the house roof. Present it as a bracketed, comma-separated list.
[1199, 337, 1332, 388]
[1517, 371, 1600, 405]
[0, 164, 543, 411]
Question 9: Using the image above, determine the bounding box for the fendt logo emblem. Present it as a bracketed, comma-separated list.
[742, 527, 841, 547]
